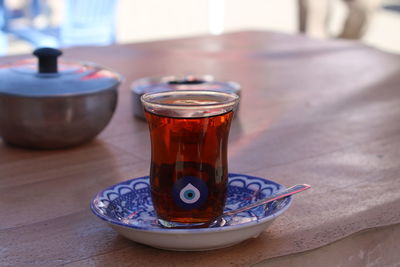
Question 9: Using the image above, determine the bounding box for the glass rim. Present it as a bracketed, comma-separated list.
[140, 90, 239, 110]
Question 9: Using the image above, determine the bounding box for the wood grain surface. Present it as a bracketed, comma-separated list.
[1, 31, 400, 266]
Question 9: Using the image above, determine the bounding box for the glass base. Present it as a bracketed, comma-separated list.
[157, 218, 213, 229]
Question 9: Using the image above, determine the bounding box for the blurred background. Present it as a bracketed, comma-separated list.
[0, 0, 399, 56]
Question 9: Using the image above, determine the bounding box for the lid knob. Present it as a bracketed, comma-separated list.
[33, 48, 63, 73]
[168, 78, 205, 85]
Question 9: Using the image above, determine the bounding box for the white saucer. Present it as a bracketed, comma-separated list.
[90, 173, 292, 251]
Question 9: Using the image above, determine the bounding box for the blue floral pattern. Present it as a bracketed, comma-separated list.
[91, 173, 292, 230]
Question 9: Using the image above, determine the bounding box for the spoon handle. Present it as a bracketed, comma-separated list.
[223, 184, 311, 217]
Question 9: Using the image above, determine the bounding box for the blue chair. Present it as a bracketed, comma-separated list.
[6, 0, 118, 48]
[60, 0, 117, 47]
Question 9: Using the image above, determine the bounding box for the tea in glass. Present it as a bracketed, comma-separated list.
[141, 90, 239, 225]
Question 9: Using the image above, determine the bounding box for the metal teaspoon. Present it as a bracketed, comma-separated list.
[158, 184, 311, 229]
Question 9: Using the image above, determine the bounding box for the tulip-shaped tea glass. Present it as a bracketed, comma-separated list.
[141, 90, 239, 227]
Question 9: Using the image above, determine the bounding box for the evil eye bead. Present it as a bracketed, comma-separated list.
[180, 183, 201, 204]
[172, 176, 208, 210]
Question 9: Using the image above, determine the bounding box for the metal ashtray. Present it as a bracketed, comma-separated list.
[131, 75, 241, 119]
[0, 48, 122, 149]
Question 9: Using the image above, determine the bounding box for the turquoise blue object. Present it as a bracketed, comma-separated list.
[0, 0, 7, 55]
[5, 0, 118, 48]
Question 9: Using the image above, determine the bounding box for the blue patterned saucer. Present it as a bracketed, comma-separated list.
[91, 173, 292, 251]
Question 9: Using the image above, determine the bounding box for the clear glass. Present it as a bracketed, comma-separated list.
[141, 90, 239, 226]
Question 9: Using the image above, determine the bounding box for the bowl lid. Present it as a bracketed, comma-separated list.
[0, 48, 121, 97]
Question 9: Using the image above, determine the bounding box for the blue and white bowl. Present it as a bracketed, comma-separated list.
[91, 173, 292, 251]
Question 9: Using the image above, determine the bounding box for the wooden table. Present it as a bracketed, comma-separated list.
[1, 31, 400, 266]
